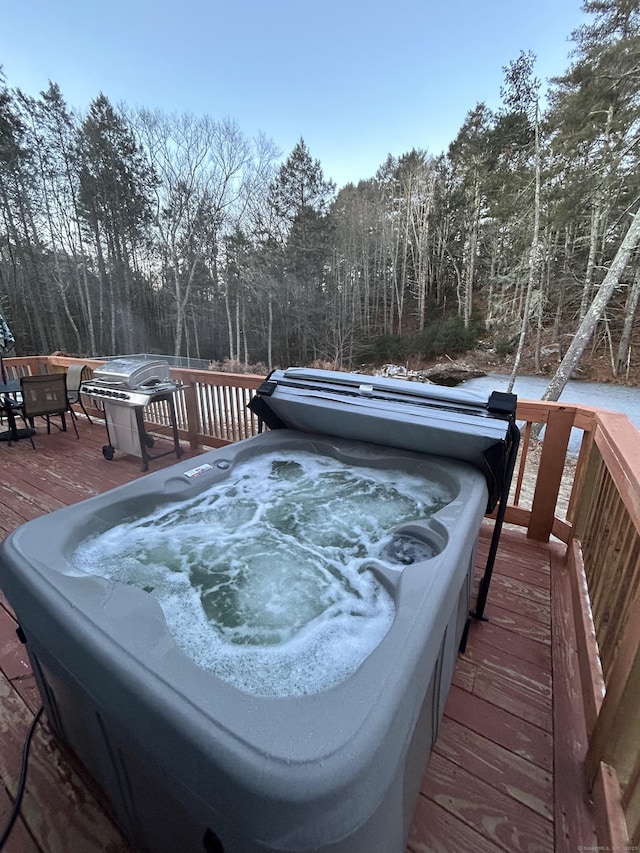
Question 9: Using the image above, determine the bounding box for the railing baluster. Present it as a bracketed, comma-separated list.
[513, 421, 531, 506]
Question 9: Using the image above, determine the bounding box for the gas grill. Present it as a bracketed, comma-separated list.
[81, 358, 184, 471]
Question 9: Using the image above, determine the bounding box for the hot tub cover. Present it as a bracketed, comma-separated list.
[249, 367, 518, 514]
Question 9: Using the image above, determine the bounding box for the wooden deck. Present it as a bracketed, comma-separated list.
[0, 415, 596, 852]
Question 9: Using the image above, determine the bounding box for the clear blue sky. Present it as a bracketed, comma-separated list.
[1, 0, 587, 188]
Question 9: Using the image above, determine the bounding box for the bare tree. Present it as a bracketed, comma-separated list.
[543, 207, 640, 401]
[136, 110, 273, 357]
[504, 52, 543, 393]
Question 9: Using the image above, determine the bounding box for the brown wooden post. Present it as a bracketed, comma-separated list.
[528, 406, 576, 541]
[182, 379, 200, 450]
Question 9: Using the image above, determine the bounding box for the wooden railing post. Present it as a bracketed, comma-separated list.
[182, 380, 201, 450]
[528, 406, 576, 541]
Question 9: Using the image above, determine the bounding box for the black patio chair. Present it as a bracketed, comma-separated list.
[18, 373, 79, 449]
[66, 363, 93, 423]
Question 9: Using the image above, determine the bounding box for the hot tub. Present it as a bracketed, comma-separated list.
[0, 369, 518, 853]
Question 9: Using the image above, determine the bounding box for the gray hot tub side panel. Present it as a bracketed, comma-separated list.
[0, 430, 488, 852]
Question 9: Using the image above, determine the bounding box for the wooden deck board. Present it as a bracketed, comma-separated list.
[0, 789, 40, 853]
[408, 797, 507, 853]
[469, 619, 551, 669]
[0, 416, 595, 852]
[443, 684, 553, 773]
[476, 533, 551, 592]
[415, 751, 554, 852]
[478, 602, 552, 646]
[433, 717, 553, 820]
[482, 581, 551, 628]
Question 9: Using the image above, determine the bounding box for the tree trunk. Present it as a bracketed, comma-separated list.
[464, 172, 481, 329]
[543, 209, 640, 402]
[235, 296, 241, 364]
[615, 261, 640, 375]
[267, 293, 273, 370]
[579, 196, 603, 321]
[224, 287, 235, 362]
[507, 107, 542, 394]
[578, 105, 613, 322]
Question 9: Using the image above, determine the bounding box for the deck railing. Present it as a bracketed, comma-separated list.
[4, 354, 639, 845]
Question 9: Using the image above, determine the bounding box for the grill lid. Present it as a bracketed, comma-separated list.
[92, 358, 171, 389]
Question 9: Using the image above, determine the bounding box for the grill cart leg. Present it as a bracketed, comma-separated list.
[133, 395, 183, 472]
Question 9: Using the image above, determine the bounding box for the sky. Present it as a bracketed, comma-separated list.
[1, 0, 588, 189]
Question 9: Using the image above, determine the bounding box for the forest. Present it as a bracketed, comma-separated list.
[1, 0, 639, 383]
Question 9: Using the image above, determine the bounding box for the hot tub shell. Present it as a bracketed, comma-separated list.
[0, 370, 518, 853]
